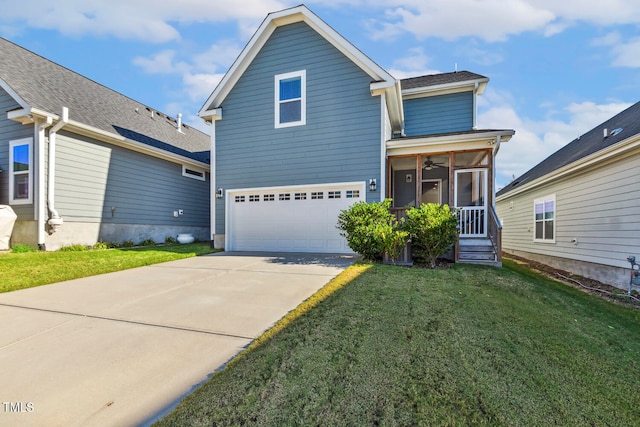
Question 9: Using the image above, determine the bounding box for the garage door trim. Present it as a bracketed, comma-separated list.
[225, 181, 366, 252]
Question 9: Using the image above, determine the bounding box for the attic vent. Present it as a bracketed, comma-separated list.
[610, 127, 623, 137]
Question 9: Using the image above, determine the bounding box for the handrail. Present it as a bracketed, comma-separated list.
[487, 205, 502, 263]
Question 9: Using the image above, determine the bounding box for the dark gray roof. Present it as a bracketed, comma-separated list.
[497, 101, 640, 197]
[0, 37, 210, 164]
[401, 71, 488, 90]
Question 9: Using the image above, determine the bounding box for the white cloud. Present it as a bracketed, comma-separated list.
[133, 50, 190, 74]
[0, 0, 286, 42]
[387, 47, 441, 78]
[183, 73, 225, 103]
[478, 93, 631, 187]
[611, 38, 640, 67]
[133, 39, 241, 106]
[591, 31, 622, 46]
[359, 0, 640, 42]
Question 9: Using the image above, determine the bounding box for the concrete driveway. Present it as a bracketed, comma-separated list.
[0, 252, 356, 427]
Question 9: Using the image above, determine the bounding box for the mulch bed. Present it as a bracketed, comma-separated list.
[504, 253, 640, 310]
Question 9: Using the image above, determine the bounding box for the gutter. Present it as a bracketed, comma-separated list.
[46, 107, 69, 234]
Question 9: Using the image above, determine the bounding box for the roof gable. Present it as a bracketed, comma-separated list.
[0, 37, 210, 165]
[498, 101, 640, 197]
[199, 5, 399, 125]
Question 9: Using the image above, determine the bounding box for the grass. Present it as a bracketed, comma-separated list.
[156, 259, 640, 426]
[0, 242, 218, 293]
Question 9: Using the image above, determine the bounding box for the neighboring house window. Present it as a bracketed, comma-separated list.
[182, 165, 206, 181]
[534, 195, 555, 242]
[275, 70, 306, 128]
[9, 138, 33, 205]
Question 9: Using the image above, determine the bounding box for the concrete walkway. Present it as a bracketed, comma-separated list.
[0, 252, 356, 427]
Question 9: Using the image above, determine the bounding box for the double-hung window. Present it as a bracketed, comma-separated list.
[533, 195, 555, 242]
[9, 138, 33, 205]
[275, 70, 306, 128]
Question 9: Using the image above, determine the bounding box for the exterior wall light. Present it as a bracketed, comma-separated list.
[369, 178, 377, 192]
[215, 187, 224, 199]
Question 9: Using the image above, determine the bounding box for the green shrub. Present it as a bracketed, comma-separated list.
[120, 240, 135, 248]
[11, 244, 37, 253]
[92, 242, 109, 250]
[404, 203, 459, 268]
[337, 199, 407, 262]
[59, 244, 89, 252]
[140, 238, 157, 247]
[164, 236, 177, 245]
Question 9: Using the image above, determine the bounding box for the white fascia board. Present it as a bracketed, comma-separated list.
[198, 5, 397, 118]
[496, 135, 640, 202]
[8, 107, 60, 125]
[65, 120, 210, 170]
[387, 130, 514, 150]
[200, 107, 222, 122]
[371, 80, 404, 133]
[402, 77, 489, 100]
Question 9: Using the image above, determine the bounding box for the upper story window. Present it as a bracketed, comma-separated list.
[9, 138, 33, 205]
[275, 70, 306, 128]
[534, 195, 555, 243]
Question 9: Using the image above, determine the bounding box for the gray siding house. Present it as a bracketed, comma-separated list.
[496, 101, 640, 288]
[200, 5, 514, 262]
[0, 38, 210, 250]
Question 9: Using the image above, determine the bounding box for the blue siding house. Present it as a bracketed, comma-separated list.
[0, 38, 211, 250]
[200, 5, 514, 263]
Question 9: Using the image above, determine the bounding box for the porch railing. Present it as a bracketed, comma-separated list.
[487, 205, 502, 264]
[458, 207, 486, 237]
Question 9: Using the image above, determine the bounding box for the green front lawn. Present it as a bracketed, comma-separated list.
[0, 243, 218, 293]
[157, 260, 640, 426]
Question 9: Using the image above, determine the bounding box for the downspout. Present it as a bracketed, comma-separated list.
[47, 107, 69, 233]
[472, 82, 478, 130]
[380, 92, 387, 202]
[210, 119, 216, 247]
[492, 135, 501, 208]
[37, 116, 53, 249]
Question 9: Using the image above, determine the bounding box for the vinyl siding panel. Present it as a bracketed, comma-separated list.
[497, 150, 640, 270]
[0, 86, 35, 219]
[403, 92, 473, 136]
[54, 131, 209, 227]
[214, 22, 382, 233]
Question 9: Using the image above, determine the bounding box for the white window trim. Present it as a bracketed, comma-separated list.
[182, 165, 206, 181]
[275, 70, 306, 129]
[9, 137, 33, 205]
[533, 194, 556, 243]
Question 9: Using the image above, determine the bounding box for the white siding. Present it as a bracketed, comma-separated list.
[497, 150, 640, 270]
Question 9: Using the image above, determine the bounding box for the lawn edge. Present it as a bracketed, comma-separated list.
[227, 261, 373, 368]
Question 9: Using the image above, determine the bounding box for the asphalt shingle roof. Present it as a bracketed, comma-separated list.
[401, 71, 488, 90]
[0, 37, 210, 164]
[497, 101, 640, 197]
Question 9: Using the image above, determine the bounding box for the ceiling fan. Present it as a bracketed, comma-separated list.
[423, 156, 446, 170]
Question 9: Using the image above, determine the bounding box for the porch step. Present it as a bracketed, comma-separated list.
[458, 240, 499, 266]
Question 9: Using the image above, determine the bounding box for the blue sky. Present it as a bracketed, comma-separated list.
[1, 0, 637, 188]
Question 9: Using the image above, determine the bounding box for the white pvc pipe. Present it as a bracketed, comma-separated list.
[47, 107, 69, 232]
[37, 116, 53, 247]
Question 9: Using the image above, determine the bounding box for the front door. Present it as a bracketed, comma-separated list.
[455, 169, 487, 237]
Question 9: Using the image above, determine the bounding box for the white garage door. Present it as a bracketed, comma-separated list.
[227, 182, 365, 253]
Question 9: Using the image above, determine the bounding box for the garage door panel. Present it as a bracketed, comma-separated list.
[228, 183, 363, 253]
